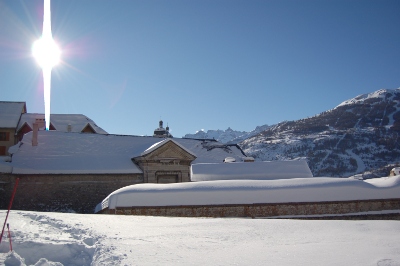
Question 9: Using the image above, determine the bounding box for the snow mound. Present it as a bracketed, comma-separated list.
[3, 252, 63, 266]
[96, 176, 400, 212]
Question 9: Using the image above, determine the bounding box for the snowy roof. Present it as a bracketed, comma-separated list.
[9, 131, 246, 174]
[191, 160, 313, 181]
[0, 101, 26, 128]
[96, 176, 400, 212]
[141, 138, 197, 157]
[17, 113, 108, 134]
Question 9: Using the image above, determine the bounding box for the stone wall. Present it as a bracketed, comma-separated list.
[100, 199, 400, 219]
[0, 173, 143, 213]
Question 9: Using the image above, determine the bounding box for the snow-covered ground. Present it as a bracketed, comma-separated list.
[1, 210, 400, 266]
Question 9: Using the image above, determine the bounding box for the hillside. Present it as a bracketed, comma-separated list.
[240, 88, 400, 178]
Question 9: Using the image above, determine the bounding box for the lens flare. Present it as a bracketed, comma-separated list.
[32, 37, 60, 69]
[32, 0, 60, 130]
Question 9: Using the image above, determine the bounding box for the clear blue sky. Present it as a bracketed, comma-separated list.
[1, 0, 399, 137]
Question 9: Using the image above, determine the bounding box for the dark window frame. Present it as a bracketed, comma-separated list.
[0, 132, 10, 141]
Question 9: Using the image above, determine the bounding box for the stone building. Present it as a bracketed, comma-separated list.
[1, 130, 246, 213]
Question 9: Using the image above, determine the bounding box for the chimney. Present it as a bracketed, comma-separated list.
[35, 117, 45, 129]
[32, 123, 38, 146]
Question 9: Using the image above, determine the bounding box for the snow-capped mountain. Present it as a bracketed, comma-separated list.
[240, 88, 400, 178]
[184, 125, 270, 144]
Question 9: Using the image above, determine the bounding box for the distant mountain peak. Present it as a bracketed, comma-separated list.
[336, 88, 400, 108]
[184, 125, 270, 144]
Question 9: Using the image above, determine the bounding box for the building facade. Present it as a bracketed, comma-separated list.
[1, 130, 246, 213]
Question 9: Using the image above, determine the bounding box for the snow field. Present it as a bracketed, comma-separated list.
[1, 211, 400, 265]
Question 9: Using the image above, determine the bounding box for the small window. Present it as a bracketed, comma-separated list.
[0, 132, 10, 141]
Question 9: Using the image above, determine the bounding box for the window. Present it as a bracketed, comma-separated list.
[0, 132, 10, 141]
[0, 146, 5, 155]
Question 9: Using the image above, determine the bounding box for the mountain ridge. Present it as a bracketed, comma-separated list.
[184, 88, 400, 178]
[183, 124, 270, 144]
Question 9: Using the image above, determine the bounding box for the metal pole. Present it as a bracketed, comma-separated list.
[0, 178, 19, 244]
[7, 223, 12, 251]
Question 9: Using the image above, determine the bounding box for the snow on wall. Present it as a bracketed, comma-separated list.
[96, 176, 400, 212]
[191, 160, 313, 181]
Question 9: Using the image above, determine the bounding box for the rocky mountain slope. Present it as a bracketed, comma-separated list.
[240, 89, 400, 178]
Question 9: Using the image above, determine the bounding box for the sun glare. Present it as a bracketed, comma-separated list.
[32, 37, 61, 68]
[32, 0, 60, 130]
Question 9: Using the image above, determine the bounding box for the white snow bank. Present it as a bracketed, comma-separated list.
[364, 176, 400, 187]
[191, 160, 313, 181]
[96, 176, 400, 212]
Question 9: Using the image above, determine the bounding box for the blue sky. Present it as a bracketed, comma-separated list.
[1, 0, 399, 137]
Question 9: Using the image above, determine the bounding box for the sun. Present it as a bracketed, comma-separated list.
[32, 36, 61, 69]
[32, 0, 61, 69]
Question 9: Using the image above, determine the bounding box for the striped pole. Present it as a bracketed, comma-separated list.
[0, 178, 19, 244]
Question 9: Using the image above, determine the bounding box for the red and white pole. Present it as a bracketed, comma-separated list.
[0, 178, 19, 244]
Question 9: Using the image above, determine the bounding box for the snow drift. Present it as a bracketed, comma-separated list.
[96, 176, 400, 213]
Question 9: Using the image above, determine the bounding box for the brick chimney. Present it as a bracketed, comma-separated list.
[32, 123, 38, 146]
